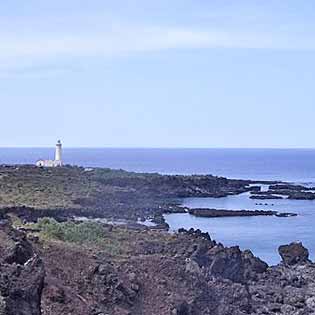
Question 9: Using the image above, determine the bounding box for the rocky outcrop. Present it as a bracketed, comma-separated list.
[279, 242, 310, 266]
[0, 221, 45, 315]
[206, 245, 268, 282]
[187, 208, 297, 219]
[179, 230, 315, 315]
[179, 229, 268, 283]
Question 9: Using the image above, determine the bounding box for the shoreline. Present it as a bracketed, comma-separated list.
[0, 164, 310, 227]
[0, 164, 315, 313]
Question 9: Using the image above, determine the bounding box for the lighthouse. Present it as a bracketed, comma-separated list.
[36, 140, 63, 167]
[55, 140, 63, 166]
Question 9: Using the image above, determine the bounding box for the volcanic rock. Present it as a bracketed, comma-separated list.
[0, 222, 45, 315]
[278, 242, 310, 266]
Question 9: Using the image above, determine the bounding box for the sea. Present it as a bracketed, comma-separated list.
[1, 147, 315, 265]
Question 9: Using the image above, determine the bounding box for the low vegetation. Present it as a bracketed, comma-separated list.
[32, 217, 180, 259]
[0, 166, 142, 209]
[36, 218, 106, 244]
[34, 217, 127, 255]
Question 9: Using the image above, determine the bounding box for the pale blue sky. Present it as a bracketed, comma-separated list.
[1, 1, 315, 148]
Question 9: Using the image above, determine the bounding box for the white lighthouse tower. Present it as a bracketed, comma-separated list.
[36, 140, 63, 167]
[54, 140, 63, 166]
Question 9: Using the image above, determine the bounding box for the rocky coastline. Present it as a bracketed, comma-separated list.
[0, 165, 313, 314]
[250, 183, 315, 200]
[0, 165, 303, 225]
[1, 217, 315, 315]
[0, 165, 282, 228]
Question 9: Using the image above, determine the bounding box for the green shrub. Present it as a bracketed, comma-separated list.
[37, 218, 65, 240]
[62, 221, 105, 244]
[36, 217, 106, 245]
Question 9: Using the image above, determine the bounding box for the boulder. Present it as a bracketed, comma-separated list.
[207, 246, 268, 283]
[278, 242, 310, 266]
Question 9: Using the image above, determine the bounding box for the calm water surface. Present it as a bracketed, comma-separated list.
[1, 148, 315, 265]
[165, 192, 315, 265]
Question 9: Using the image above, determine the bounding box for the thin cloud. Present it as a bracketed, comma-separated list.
[0, 23, 314, 73]
[0, 27, 212, 60]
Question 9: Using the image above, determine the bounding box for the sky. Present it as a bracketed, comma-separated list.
[1, 0, 315, 148]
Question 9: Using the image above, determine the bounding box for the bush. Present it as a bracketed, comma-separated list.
[37, 218, 106, 245]
[62, 221, 105, 244]
[37, 217, 66, 240]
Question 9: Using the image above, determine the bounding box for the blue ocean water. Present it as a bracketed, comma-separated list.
[1, 148, 315, 183]
[1, 147, 315, 264]
[166, 193, 315, 265]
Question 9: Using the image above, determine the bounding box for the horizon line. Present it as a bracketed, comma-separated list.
[0, 146, 315, 150]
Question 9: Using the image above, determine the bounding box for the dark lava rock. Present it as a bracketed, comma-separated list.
[188, 208, 276, 218]
[4, 239, 34, 265]
[248, 185, 261, 192]
[208, 246, 246, 282]
[242, 249, 269, 277]
[178, 228, 268, 283]
[279, 242, 310, 266]
[288, 192, 315, 200]
[250, 194, 283, 200]
[275, 212, 297, 217]
[181, 228, 212, 242]
[90, 262, 139, 308]
[269, 184, 307, 191]
[0, 223, 45, 315]
[207, 245, 268, 283]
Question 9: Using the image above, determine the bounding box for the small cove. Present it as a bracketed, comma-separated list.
[165, 191, 315, 265]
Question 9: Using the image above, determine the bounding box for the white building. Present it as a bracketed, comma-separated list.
[36, 140, 63, 167]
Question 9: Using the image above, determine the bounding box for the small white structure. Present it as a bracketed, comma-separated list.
[36, 140, 63, 167]
[55, 140, 62, 163]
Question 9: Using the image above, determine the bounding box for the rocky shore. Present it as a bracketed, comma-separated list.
[1, 218, 315, 315]
[0, 165, 313, 314]
[250, 183, 315, 200]
[0, 165, 278, 226]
